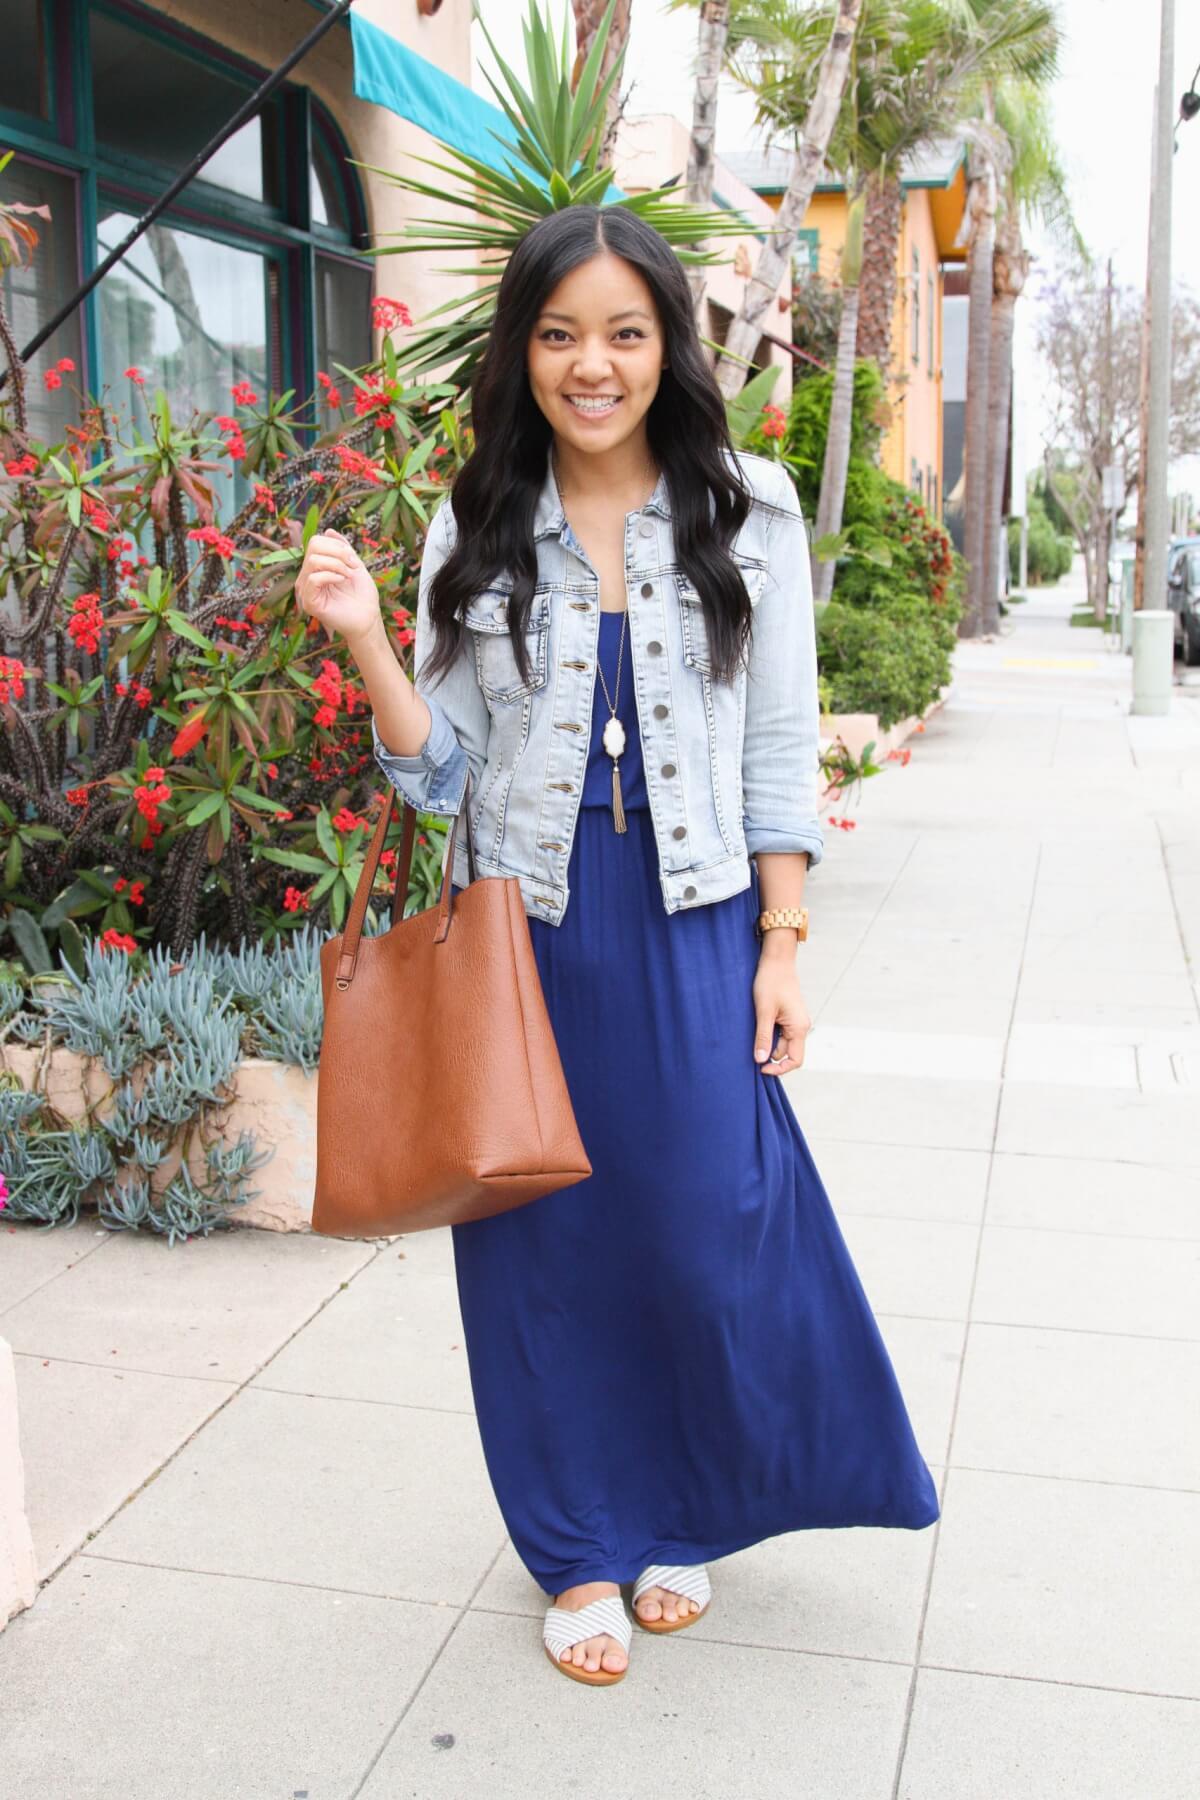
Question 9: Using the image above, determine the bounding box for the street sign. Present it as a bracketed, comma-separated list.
[1102, 464, 1126, 512]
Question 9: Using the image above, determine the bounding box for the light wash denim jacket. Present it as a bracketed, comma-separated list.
[372, 445, 824, 927]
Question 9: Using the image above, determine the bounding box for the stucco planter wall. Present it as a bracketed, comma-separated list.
[820, 695, 947, 766]
[2, 1049, 318, 1235]
[0, 1336, 37, 1630]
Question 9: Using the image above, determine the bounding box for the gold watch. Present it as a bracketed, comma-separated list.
[755, 906, 809, 942]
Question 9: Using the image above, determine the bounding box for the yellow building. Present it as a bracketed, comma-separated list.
[721, 144, 968, 520]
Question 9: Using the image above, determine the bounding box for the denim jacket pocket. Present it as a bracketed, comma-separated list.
[675, 556, 767, 675]
[463, 585, 552, 704]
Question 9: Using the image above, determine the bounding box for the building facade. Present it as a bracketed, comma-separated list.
[720, 143, 968, 520]
[1, 0, 480, 457]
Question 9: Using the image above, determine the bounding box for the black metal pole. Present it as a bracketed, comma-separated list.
[0, 0, 356, 389]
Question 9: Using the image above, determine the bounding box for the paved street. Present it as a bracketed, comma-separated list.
[2, 567, 1198, 1799]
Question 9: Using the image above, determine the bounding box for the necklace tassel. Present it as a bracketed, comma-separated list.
[611, 761, 627, 834]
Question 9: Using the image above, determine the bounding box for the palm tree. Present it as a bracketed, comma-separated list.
[570, 0, 634, 164]
[811, 190, 866, 597]
[712, 0, 865, 400]
[960, 121, 998, 636]
[367, 0, 754, 390]
[853, 0, 1060, 381]
[978, 79, 1076, 633]
[745, 0, 1057, 599]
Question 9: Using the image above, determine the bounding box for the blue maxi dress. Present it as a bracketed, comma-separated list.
[451, 608, 939, 1597]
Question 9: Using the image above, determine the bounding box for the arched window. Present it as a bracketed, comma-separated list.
[1, 0, 372, 448]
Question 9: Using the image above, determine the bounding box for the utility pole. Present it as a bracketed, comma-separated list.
[1143, 0, 1175, 615]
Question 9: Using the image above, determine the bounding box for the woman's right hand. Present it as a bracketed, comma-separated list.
[294, 530, 381, 646]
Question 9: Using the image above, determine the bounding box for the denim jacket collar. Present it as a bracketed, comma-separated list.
[531, 441, 673, 542]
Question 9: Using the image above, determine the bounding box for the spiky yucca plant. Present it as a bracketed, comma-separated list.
[360, 0, 757, 386]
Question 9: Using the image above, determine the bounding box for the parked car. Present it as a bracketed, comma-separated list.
[1167, 543, 1200, 665]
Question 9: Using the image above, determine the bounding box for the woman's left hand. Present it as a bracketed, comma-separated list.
[751, 954, 812, 1075]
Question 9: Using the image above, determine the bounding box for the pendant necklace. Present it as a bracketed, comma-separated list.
[552, 447, 658, 836]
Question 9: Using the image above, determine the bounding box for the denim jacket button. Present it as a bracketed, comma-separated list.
[683, 885, 697, 900]
[661, 762, 677, 778]
[640, 581, 654, 597]
[672, 825, 686, 839]
[638, 519, 654, 538]
[653, 703, 668, 719]
[647, 640, 663, 654]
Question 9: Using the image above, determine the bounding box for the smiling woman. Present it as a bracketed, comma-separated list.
[298, 202, 941, 1691]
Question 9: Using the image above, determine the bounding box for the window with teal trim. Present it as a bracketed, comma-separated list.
[0, 0, 372, 444]
[793, 229, 820, 280]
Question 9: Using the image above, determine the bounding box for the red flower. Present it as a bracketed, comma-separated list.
[230, 381, 259, 407]
[0, 657, 26, 704]
[333, 444, 384, 486]
[266, 762, 278, 779]
[282, 886, 311, 913]
[43, 368, 63, 391]
[66, 786, 91, 807]
[313, 704, 337, 729]
[56, 357, 76, 373]
[124, 367, 145, 386]
[331, 807, 361, 834]
[253, 483, 276, 514]
[371, 296, 412, 333]
[100, 928, 138, 955]
[129, 881, 146, 907]
[187, 526, 237, 559]
[67, 592, 104, 655]
[316, 370, 343, 409]
[4, 453, 37, 478]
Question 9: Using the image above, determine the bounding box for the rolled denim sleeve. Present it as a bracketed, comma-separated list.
[371, 495, 490, 819]
[741, 464, 825, 868]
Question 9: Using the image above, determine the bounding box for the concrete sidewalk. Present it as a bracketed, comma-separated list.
[2, 569, 1198, 1799]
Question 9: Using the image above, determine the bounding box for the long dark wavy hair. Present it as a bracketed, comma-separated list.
[421, 204, 762, 689]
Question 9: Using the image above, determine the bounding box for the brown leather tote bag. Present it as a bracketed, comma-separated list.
[312, 778, 592, 1237]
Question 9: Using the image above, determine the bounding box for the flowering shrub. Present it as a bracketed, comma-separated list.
[0, 270, 466, 964]
[744, 361, 962, 730]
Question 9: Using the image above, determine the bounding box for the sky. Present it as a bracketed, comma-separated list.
[473, 0, 1200, 493]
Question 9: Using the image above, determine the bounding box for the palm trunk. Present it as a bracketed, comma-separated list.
[715, 0, 862, 400]
[981, 210, 1029, 634]
[855, 169, 903, 376]
[571, 0, 632, 162]
[684, 0, 730, 313]
[961, 158, 996, 637]
[812, 284, 862, 601]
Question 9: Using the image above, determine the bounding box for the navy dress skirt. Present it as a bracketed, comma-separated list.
[451, 608, 939, 1597]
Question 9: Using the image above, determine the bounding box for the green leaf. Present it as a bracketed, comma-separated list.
[65, 487, 82, 527]
[301, 503, 321, 548]
[4, 836, 22, 890]
[166, 610, 216, 653]
[6, 908, 52, 973]
[259, 848, 330, 876]
[314, 808, 338, 863]
[57, 917, 87, 980]
[812, 531, 849, 563]
[231, 784, 288, 813]
[182, 790, 226, 826]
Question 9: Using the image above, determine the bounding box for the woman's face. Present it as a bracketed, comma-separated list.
[526, 250, 667, 456]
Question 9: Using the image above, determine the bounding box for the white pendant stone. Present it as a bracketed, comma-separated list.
[602, 716, 626, 758]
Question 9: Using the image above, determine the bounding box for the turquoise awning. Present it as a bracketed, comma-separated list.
[349, 12, 623, 201]
[350, 13, 524, 177]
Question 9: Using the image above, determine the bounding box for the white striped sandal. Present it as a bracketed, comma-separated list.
[631, 1563, 712, 1634]
[543, 1593, 632, 1687]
